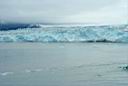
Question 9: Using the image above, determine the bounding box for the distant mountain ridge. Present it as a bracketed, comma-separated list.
[0, 23, 41, 31]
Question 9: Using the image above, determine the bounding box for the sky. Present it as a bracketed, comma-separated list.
[0, 0, 128, 24]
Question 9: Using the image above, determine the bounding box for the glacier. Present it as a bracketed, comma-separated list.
[0, 24, 128, 43]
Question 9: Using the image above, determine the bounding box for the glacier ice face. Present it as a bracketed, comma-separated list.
[0, 24, 128, 43]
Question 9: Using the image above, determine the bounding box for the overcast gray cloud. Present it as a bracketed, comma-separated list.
[0, 0, 127, 24]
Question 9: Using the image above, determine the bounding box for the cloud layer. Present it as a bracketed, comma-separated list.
[0, 0, 127, 24]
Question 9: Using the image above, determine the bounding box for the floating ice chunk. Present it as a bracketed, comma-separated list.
[0, 72, 13, 76]
[25, 69, 43, 73]
[123, 65, 128, 70]
[34, 69, 43, 72]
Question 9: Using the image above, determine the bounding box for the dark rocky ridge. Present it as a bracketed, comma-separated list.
[0, 23, 41, 31]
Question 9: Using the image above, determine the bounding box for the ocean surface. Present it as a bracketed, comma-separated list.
[0, 43, 128, 86]
[0, 24, 128, 86]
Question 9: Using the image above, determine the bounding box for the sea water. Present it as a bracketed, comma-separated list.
[0, 43, 128, 86]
